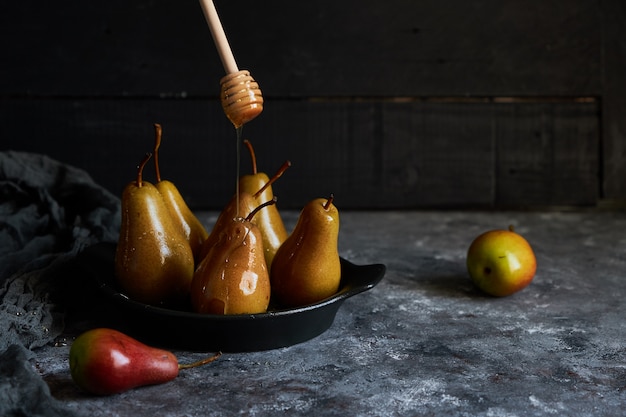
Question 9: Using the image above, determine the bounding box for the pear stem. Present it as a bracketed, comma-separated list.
[324, 194, 335, 210]
[153, 123, 163, 183]
[178, 352, 222, 370]
[136, 152, 152, 188]
[254, 160, 292, 199]
[246, 196, 278, 222]
[243, 139, 258, 174]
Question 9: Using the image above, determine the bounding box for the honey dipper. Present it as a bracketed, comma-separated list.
[199, 0, 264, 128]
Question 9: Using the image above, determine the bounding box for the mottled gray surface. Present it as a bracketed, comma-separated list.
[37, 210, 626, 416]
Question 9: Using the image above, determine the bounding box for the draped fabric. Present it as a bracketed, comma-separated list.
[0, 151, 120, 416]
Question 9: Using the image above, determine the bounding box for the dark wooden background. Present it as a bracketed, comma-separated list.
[1, 0, 624, 210]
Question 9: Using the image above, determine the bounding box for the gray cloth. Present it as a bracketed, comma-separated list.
[0, 344, 81, 417]
[0, 150, 120, 415]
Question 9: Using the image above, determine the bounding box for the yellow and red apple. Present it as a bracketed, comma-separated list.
[466, 226, 537, 297]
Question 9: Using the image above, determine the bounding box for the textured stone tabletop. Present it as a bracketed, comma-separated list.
[37, 210, 626, 416]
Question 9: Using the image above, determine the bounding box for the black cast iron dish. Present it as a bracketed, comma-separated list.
[77, 242, 386, 352]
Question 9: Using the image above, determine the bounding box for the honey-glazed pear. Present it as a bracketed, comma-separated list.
[152, 124, 208, 263]
[238, 140, 291, 270]
[191, 200, 276, 315]
[270, 195, 341, 307]
[115, 153, 194, 306]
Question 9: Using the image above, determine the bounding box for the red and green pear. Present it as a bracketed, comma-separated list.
[69, 328, 220, 395]
[466, 225, 537, 297]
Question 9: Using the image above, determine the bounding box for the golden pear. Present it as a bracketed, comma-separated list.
[115, 153, 194, 306]
[190, 200, 276, 315]
[270, 195, 341, 307]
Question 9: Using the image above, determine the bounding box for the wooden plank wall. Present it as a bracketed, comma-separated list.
[0, 0, 623, 210]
